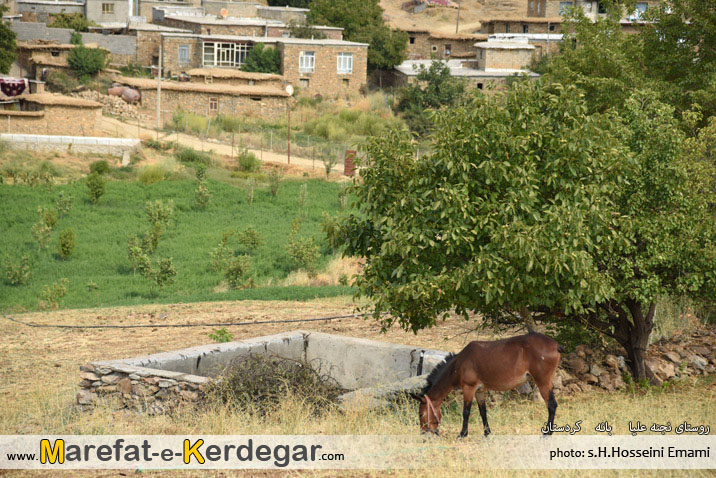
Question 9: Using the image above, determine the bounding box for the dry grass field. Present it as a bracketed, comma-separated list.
[1, 297, 714, 478]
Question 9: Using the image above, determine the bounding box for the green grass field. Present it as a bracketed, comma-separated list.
[0, 176, 351, 312]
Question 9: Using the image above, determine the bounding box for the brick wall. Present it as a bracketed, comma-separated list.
[0, 105, 101, 136]
[278, 43, 367, 97]
[138, 88, 286, 122]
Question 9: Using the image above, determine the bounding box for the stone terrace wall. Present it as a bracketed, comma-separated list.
[0, 105, 101, 136]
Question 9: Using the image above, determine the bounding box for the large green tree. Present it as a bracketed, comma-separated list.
[307, 0, 406, 71]
[241, 43, 281, 74]
[0, 6, 17, 74]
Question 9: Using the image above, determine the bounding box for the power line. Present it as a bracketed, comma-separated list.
[2, 312, 370, 330]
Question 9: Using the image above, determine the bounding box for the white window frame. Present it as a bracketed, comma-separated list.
[202, 42, 251, 68]
[101, 2, 114, 14]
[629, 2, 648, 20]
[336, 52, 353, 74]
[178, 45, 189, 64]
[299, 51, 315, 73]
[558, 1, 573, 14]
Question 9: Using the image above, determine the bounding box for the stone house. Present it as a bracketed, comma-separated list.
[474, 39, 535, 70]
[186, 68, 284, 88]
[16, 41, 110, 79]
[0, 92, 102, 136]
[401, 28, 487, 60]
[152, 33, 368, 97]
[113, 75, 289, 121]
[480, 17, 563, 35]
[488, 33, 563, 58]
[392, 59, 538, 91]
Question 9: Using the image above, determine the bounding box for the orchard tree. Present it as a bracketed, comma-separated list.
[327, 80, 716, 382]
[0, 6, 17, 74]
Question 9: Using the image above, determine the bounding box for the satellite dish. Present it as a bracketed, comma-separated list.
[285, 85, 294, 96]
[220, 8, 228, 18]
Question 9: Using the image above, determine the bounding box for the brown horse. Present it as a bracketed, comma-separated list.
[411, 332, 563, 437]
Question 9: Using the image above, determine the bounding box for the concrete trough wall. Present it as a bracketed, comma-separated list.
[77, 330, 448, 413]
[1, 134, 140, 157]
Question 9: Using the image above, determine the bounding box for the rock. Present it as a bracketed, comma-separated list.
[79, 364, 96, 372]
[692, 346, 712, 358]
[117, 377, 132, 394]
[689, 355, 708, 371]
[516, 382, 532, 395]
[80, 371, 100, 382]
[179, 390, 199, 402]
[662, 351, 681, 364]
[598, 374, 614, 391]
[96, 385, 117, 394]
[646, 359, 675, 380]
[157, 379, 177, 388]
[552, 372, 563, 390]
[101, 374, 121, 384]
[617, 356, 627, 370]
[575, 345, 587, 359]
[584, 373, 598, 385]
[565, 356, 589, 375]
[95, 366, 113, 375]
[76, 390, 94, 405]
[604, 354, 619, 371]
[128, 374, 140, 380]
[590, 363, 607, 377]
[78, 379, 93, 388]
[612, 373, 625, 389]
[558, 369, 576, 384]
[705, 364, 714, 374]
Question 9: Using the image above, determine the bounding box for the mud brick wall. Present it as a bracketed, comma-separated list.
[0, 105, 101, 136]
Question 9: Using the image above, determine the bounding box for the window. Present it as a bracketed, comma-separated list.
[342, 78, 349, 87]
[209, 97, 218, 113]
[479, 49, 483, 59]
[630, 2, 648, 19]
[431, 45, 438, 52]
[549, 24, 556, 31]
[409, 36, 415, 44]
[299, 51, 315, 73]
[505, 24, 510, 33]
[178, 45, 189, 64]
[522, 24, 529, 33]
[101, 3, 114, 14]
[477, 83, 483, 90]
[559, 1, 573, 14]
[337, 52, 353, 74]
[444, 44, 451, 55]
[202, 42, 252, 67]
[597, 2, 606, 14]
[299, 78, 309, 88]
[50, 50, 60, 57]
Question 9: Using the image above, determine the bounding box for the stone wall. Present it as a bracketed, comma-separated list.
[0, 105, 101, 136]
[0, 133, 140, 157]
[138, 0, 201, 20]
[85, 0, 130, 24]
[16, 1, 83, 22]
[483, 20, 563, 34]
[278, 42, 367, 97]
[188, 75, 284, 89]
[203, 1, 259, 17]
[256, 5, 306, 24]
[139, 88, 287, 122]
[159, 36, 203, 75]
[477, 47, 534, 70]
[405, 32, 481, 60]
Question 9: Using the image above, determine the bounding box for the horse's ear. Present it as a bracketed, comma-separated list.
[409, 393, 424, 402]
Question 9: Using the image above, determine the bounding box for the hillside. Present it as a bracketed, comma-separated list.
[381, 0, 529, 34]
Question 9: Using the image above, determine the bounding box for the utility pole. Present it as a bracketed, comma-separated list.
[455, 0, 461, 33]
[287, 103, 291, 165]
[156, 38, 162, 137]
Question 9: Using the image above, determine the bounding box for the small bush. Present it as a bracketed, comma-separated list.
[67, 46, 107, 77]
[237, 226, 264, 253]
[86, 172, 105, 204]
[48, 12, 93, 32]
[138, 164, 167, 185]
[236, 150, 261, 173]
[145, 199, 174, 229]
[143, 139, 171, 150]
[127, 235, 150, 275]
[89, 160, 110, 175]
[55, 192, 73, 218]
[268, 168, 283, 198]
[322, 150, 339, 179]
[175, 146, 211, 165]
[210, 230, 234, 272]
[286, 218, 320, 278]
[70, 31, 83, 45]
[195, 164, 207, 182]
[209, 327, 234, 343]
[204, 354, 344, 411]
[224, 255, 251, 289]
[31, 222, 52, 252]
[40, 207, 58, 230]
[195, 181, 211, 211]
[58, 228, 76, 261]
[40, 278, 69, 309]
[5, 254, 31, 285]
[338, 183, 349, 210]
[240, 43, 281, 74]
[139, 256, 177, 297]
[45, 70, 80, 94]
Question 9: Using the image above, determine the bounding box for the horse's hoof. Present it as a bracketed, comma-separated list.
[458, 432, 468, 439]
[484, 429, 491, 437]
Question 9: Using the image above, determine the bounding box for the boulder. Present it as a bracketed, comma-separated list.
[688, 354, 708, 371]
[617, 356, 627, 370]
[662, 351, 681, 364]
[692, 346, 712, 358]
[107, 86, 125, 97]
[598, 374, 614, 391]
[590, 363, 607, 377]
[575, 345, 587, 359]
[603, 354, 619, 371]
[583, 373, 598, 385]
[646, 359, 675, 381]
[76, 390, 94, 405]
[565, 356, 589, 375]
[117, 377, 132, 395]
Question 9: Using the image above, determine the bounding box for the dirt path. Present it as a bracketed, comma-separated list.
[100, 115, 344, 173]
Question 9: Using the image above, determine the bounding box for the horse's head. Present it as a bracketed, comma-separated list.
[410, 393, 441, 435]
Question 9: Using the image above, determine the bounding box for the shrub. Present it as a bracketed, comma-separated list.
[143, 139, 170, 150]
[139, 256, 177, 297]
[40, 278, 69, 309]
[286, 218, 320, 278]
[4, 254, 31, 285]
[210, 230, 234, 272]
[67, 46, 107, 77]
[119, 62, 152, 78]
[31, 222, 52, 252]
[195, 181, 211, 211]
[195, 164, 207, 182]
[237, 226, 263, 253]
[338, 182, 349, 210]
[89, 160, 110, 175]
[138, 164, 167, 185]
[204, 354, 344, 411]
[86, 172, 105, 204]
[127, 235, 149, 275]
[55, 192, 73, 218]
[268, 168, 283, 197]
[45, 70, 80, 94]
[57, 228, 76, 261]
[224, 255, 251, 289]
[322, 150, 339, 179]
[48, 12, 93, 32]
[145, 199, 174, 229]
[237, 149, 261, 172]
[70, 31, 83, 45]
[174, 146, 211, 165]
[40, 207, 58, 230]
[209, 327, 234, 343]
[240, 43, 281, 74]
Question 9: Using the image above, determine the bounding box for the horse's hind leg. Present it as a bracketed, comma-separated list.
[459, 384, 476, 438]
[476, 391, 491, 436]
[537, 382, 557, 435]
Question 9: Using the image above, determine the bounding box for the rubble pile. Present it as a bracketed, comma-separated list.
[71, 89, 148, 120]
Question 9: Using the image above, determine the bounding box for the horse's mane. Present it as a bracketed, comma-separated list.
[423, 353, 456, 393]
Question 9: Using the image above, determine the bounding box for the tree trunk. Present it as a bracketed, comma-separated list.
[619, 301, 656, 383]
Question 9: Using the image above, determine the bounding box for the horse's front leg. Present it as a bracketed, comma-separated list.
[459, 385, 477, 438]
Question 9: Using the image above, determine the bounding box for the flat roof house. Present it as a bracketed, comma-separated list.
[186, 67, 284, 88]
[0, 92, 102, 136]
[400, 27, 488, 60]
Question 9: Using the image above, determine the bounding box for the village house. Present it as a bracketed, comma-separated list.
[113, 75, 289, 122]
[0, 91, 103, 136]
[186, 68, 284, 88]
[474, 39, 535, 70]
[15, 41, 109, 80]
[151, 33, 368, 97]
[480, 17, 563, 35]
[400, 27, 487, 60]
[15, 0, 84, 22]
